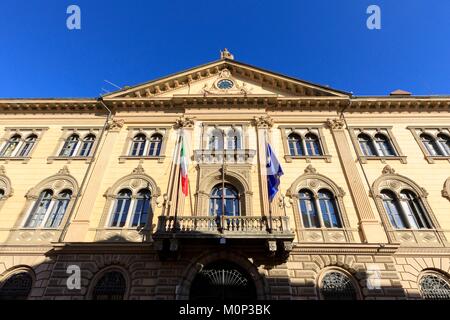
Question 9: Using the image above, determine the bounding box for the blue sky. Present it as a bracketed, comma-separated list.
[1, 0, 449, 98]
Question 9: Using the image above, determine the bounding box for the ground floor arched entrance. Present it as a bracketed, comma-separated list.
[189, 260, 257, 301]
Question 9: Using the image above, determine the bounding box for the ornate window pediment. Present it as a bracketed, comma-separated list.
[408, 127, 450, 163]
[96, 165, 161, 242]
[287, 165, 353, 243]
[348, 126, 406, 164]
[442, 178, 450, 201]
[119, 126, 170, 163]
[372, 166, 446, 246]
[0, 127, 47, 162]
[0, 166, 13, 204]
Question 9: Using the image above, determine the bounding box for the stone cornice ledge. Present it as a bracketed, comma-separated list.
[395, 246, 450, 256]
[0, 244, 54, 255]
[292, 243, 399, 255]
[50, 242, 155, 254]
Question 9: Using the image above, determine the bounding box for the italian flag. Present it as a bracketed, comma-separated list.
[180, 137, 189, 196]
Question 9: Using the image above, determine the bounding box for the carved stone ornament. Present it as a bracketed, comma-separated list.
[201, 68, 252, 96]
[254, 115, 274, 129]
[382, 165, 396, 175]
[326, 118, 345, 130]
[175, 116, 195, 129]
[107, 118, 125, 131]
[220, 48, 234, 60]
[58, 165, 70, 175]
[304, 164, 317, 175]
[132, 164, 145, 175]
[0, 165, 5, 175]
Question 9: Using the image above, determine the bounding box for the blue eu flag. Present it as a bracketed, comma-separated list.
[266, 143, 284, 202]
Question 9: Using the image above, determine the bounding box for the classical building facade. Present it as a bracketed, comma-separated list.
[1, 51, 450, 300]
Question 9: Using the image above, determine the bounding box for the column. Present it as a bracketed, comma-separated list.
[326, 118, 388, 243]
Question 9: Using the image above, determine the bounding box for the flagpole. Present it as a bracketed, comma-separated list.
[173, 133, 183, 232]
[165, 129, 181, 218]
[265, 129, 273, 233]
[220, 129, 226, 233]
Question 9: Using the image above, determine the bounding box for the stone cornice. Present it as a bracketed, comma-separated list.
[1, 96, 449, 113]
[292, 243, 399, 254]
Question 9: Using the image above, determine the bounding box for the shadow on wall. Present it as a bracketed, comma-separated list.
[1, 233, 449, 300]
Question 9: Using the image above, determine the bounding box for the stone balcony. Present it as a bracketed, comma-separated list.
[156, 215, 293, 239]
[193, 149, 256, 164]
[154, 215, 295, 258]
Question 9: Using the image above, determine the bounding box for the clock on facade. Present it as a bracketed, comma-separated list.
[217, 79, 234, 90]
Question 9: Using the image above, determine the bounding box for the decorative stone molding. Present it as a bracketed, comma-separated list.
[106, 118, 125, 131]
[6, 168, 80, 244]
[286, 165, 353, 243]
[382, 165, 396, 175]
[0, 165, 13, 200]
[304, 164, 317, 175]
[195, 164, 253, 216]
[220, 48, 234, 60]
[347, 126, 407, 164]
[326, 118, 345, 130]
[131, 164, 145, 175]
[371, 168, 446, 246]
[253, 115, 274, 129]
[175, 116, 195, 129]
[443, 178, 450, 201]
[279, 126, 332, 163]
[96, 166, 161, 241]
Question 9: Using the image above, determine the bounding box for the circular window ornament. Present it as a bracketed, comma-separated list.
[217, 79, 234, 90]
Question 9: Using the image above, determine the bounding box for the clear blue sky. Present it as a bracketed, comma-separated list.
[1, 0, 449, 98]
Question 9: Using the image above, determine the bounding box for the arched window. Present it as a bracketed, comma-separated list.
[380, 189, 432, 230]
[304, 133, 322, 156]
[209, 184, 240, 217]
[18, 134, 37, 157]
[148, 134, 162, 156]
[0, 134, 21, 157]
[381, 190, 407, 229]
[399, 190, 432, 229]
[420, 133, 442, 156]
[109, 189, 132, 227]
[287, 133, 303, 156]
[92, 271, 126, 300]
[298, 189, 319, 228]
[0, 189, 4, 200]
[79, 134, 96, 157]
[318, 189, 342, 228]
[24, 189, 72, 229]
[44, 190, 72, 228]
[374, 133, 395, 156]
[437, 133, 450, 156]
[60, 134, 80, 157]
[24, 190, 54, 228]
[130, 134, 146, 156]
[131, 189, 151, 227]
[0, 272, 33, 300]
[320, 271, 357, 300]
[357, 133, 376, 156]
[419, 273, 450, 300]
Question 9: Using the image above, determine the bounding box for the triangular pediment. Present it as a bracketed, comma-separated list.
[104, 59, 350, 99]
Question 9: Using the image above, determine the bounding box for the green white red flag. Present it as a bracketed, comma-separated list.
[180, 136, 188, 196]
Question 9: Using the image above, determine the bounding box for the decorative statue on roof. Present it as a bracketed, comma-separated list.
[220, 48, 234, 60]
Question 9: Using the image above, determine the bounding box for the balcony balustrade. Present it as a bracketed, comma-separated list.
[193, 149, 256, 164]
[156, 215, 292, 239]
